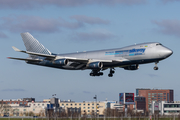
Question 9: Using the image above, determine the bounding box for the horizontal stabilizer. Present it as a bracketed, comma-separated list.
[7, 57, 43, 62]
[12, 46, 56, 59]
[12, 46, 21, 52]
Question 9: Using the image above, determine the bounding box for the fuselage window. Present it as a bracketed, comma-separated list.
[156, 43, 162, 46]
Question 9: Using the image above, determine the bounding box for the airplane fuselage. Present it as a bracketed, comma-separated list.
[27, 42, 172, 70]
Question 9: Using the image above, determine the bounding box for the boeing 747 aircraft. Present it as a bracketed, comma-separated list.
[8, 32, 173, 77]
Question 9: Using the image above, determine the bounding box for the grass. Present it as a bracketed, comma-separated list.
[0, 118, 179, 120]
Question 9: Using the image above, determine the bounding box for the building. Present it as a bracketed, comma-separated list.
[151, 101, 180, 115]
[59, 100, 107, 116]
[135, 96, 146, 112]
[0, 101, 49, 116]
[23, 98, 35, 102]
[0, 99, 28, 106]
[136, 88, 174, 111]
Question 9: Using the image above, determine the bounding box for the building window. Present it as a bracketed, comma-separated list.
[92, 104, 94, 106]
[66, 104, 68, 106]
[62, 104, 64, 106]
[7, 102, 10, 104]
[97, 110, 99, 112]
[97, 104, 99, 105]
[83, 104, 85, 106]
[24, 102, 26, 104]
[12, 102, 14, 104]
[33, 109, 35, 111]
[88, 104, 90, 106]
[24, 109, 26, 111]
[38, 104, 40, 106]
[75, 104, 77, 106]
[42, 104, 44, 106]
[88, 107, 90, 109]
[83, 107, 85, 109]
[92, 107, 94, 109]
[20, 102, 22, 104]
[79, 104, 81, 106]
[88, 110, 90, 112]
[71, 104, 72, 106]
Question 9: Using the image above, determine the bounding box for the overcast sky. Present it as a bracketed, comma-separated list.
[0, 0, 180, 102]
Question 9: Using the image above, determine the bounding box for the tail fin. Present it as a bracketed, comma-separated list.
[21, 32, 51, 58]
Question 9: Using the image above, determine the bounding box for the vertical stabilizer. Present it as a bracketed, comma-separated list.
[21, 32, 51, 58]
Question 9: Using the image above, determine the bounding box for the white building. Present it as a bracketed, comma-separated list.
[1, 101, 50, 116]
[152, 101, 180, 115]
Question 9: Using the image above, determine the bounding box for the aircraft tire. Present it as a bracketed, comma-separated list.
[108, 74, 113, 77]
[154, 67, 158, 70]
[90, 73, 94, 76]
[99, 72, 103, 76]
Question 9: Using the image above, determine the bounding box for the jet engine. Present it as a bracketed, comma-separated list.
[87, 62, 103, 69]
[53, 59, 68, 65]
[124, 64, 139, 70]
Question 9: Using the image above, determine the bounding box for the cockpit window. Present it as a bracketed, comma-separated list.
[156, 43, 162, 46]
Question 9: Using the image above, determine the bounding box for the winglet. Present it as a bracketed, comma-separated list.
[12, 46, 21, 52]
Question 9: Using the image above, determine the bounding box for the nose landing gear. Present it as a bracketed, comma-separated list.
[154, 62, 159, 70]
[108, 68, 115, 77]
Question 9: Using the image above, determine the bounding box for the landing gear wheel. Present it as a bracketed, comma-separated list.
[108, 74, 113, 77]
[154, 61, 159, 70]
[108, 68, 115, 77]
[89, 70, 103, 76]
[90, 73, 94, 76]
[99, 72, 103, 75]
[154, 67, 158, 70]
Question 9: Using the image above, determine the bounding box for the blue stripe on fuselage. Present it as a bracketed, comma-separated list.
[105, 48, 146, 56]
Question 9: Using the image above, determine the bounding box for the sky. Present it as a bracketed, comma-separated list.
[0, 0, 180, 102]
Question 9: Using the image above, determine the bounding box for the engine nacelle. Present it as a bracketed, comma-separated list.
[87, 62, 103, 69]
[53, 59, 68, 65]
[124, 64, 139, 70]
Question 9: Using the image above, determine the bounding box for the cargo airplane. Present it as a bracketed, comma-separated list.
[8, 32, 173, 77]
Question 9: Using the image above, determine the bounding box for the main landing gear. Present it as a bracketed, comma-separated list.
[108, 68, 115, 77]
[89, 70, 103, 76]
[89, 68, 115, 77]
[154, 61, 159, 70]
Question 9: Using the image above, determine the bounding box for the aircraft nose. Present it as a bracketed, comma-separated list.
[163, 48, 173, 58]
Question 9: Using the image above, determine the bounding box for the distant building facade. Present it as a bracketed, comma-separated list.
[59, 100, 107, 115]
[136, 88, 174, 111]
[152, 101, 180, 115]
[0, 101, 49, 116]
[0, 99, 28, 106]
[135, 96, 146, 112]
